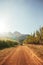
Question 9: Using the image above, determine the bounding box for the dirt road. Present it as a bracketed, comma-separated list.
[0, 46, 43, 65]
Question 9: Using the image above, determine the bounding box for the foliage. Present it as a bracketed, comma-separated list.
[24, 27, 43, 45]
[0, 40, 19, 49]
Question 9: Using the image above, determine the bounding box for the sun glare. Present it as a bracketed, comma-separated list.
[0, 22, 7, 34]
[0, 17, 8, 34]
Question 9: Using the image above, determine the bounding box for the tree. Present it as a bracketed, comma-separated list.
[23, 27, 43, 45]
[36, 30, 40, 43]
[40, 27, 43, 44]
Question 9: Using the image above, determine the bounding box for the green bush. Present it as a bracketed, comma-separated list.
[0, 40, 19, 49]
[24, 27, 43, 45]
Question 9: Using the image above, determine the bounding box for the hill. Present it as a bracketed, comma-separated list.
[0, 31, 29, 43]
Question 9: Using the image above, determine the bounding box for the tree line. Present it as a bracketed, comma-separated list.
[24, 27, 43, 45]
[0, 40, 19, 49]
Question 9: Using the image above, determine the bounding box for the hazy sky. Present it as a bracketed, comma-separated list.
[0, 0, 43, 34]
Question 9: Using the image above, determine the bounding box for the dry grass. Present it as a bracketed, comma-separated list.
[0, 47, 14, 62]
[27, 44, 43, 60]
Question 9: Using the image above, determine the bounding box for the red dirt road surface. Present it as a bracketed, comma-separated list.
[0, 46, 43, 65]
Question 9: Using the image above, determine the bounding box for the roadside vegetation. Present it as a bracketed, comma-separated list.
[24, 27, 43, 45]
[0, 40, 19, 50]
[23, 27, 43, 60]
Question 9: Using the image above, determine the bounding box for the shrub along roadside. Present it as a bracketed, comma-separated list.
[23, 27, 43, 45]
[0, 40, 19, 49]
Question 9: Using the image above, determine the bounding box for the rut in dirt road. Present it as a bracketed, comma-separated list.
[1, 46, 43, 65]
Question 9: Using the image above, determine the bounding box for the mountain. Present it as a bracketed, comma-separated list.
[13, 31, 22, 37]
[0, 31, 29, 42]
[12, 31, 28, 42]
[17, 34, 28, 43]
